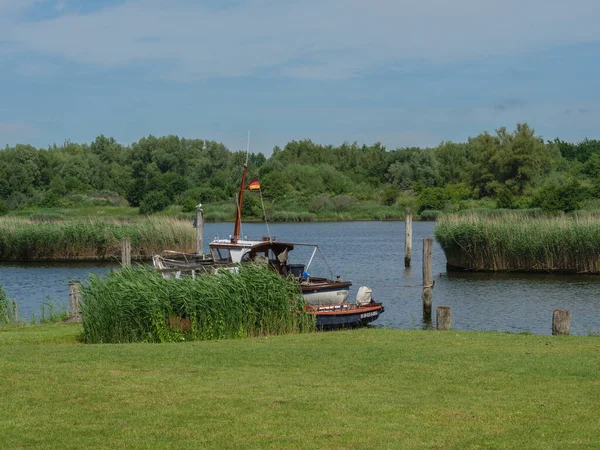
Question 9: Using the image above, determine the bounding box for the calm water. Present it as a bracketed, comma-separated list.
[2, 221, 600, 335]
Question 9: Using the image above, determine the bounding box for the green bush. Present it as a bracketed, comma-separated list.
[533, 178, 588, 213]
[417, 187, 448, 213]
[420, 210, 442, 221]
[139, 191, 170, 215]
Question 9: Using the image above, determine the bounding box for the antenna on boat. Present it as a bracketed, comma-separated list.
[245, 130, 250, 165]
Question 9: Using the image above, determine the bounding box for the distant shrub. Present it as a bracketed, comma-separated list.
[139, 191, 170, 215]
[381, 185, 399, 206]
[308, 193, 331, 213]
[533, 178, 588, 213]
[178, 187, 204, 212]
[417, 187, 448, 213]
[333, 195, 356, 212]
[420, 210, 442, 221]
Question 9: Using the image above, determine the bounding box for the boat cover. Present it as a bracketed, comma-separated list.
[356, 286, 373, 305]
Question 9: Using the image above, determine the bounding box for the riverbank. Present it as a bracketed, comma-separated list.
[1, 324, 598, 448]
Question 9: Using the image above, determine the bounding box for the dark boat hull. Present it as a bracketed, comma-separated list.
[310, 303, 384, 330]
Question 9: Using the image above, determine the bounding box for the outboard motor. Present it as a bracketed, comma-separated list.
[356, 286, 373, 306]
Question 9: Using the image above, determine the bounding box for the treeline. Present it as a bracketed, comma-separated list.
[1, 123, 599, 218]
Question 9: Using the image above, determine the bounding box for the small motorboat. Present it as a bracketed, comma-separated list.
[308, 286, 384, 330]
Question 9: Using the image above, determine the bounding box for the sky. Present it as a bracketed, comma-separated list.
[1, 0, 600, 155]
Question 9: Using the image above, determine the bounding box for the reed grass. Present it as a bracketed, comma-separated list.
[0, 217, 195, 261]
[81, 265, 314, 343]
[0, 283, 11, 325]
[436, 213, 600, 272]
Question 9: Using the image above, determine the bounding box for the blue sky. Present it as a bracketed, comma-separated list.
[1, 0, 599, 155]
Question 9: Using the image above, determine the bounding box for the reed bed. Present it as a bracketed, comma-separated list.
[81, 265, 315, 343]
[0, 217, 195, 261]
[435, 213, 600, 273]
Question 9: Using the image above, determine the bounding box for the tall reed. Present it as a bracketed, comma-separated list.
[0, 217, 195, 261]
[0, 283, 11, 325]
[81, 265, 315, 343]
[435, 213, 600, 273]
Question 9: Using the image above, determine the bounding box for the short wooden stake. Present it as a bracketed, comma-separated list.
[436, 306, 451, 330]
[121, 236, 131, 267]
[552, 309, 571, 336]
[404, 208, 412, 268]
[12, 300, 19, 323]
[69, 280, 81, 318]
[422, 238, 433, 322]
[196, 205, 204, 257]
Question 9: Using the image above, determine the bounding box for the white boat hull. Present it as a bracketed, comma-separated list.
[302, 287, 350, 306]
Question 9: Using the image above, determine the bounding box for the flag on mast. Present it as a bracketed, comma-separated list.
[248, 181, 261, 191]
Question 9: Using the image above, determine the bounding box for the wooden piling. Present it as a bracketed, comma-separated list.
[12, 300, 19, 323]
[196, 205, 204, 257]
[436, 306, 451, 330]
[552, 309, 571, 336]
[404, 208, 412, 268]
[121, 236, 131, 267]
[422, 238, 433, 322]
[69, 280, 81, 318]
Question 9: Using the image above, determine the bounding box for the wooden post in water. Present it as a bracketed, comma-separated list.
[404, 208, 412, 268]
[422, 238, 433, 323]
[121, 236, 131, 267]
[436, 306, 451, 330]
[196, 204, 204, 257]
[69, 280, 81, 318]
[552, 309, 571, 336]
[12, 300, 19, 323]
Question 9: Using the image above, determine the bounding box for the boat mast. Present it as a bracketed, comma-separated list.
[232, 132, 250, 243]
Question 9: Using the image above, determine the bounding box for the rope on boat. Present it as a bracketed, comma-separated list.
[259, 189, 272, 240]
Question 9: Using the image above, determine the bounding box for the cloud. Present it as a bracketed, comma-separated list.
[2, 0, 600, 80]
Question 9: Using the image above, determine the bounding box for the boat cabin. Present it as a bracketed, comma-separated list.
[209, 238, 306, 277]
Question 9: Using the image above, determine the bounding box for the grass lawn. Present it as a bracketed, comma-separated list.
[1, 324, 599, 449]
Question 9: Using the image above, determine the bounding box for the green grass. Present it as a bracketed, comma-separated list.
[6, 202, 408, 222]
[436, 213, 600, 272]
[1, 324, 599, 449]
[81, 265, 314, 343]
[0, 217, 195, 261]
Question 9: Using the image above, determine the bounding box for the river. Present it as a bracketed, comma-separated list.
[1, 221, 599, 335]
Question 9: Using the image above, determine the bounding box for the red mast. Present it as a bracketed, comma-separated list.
[232, 163, 247, 243]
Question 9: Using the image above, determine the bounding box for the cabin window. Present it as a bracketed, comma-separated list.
[213, 248, 231, 262]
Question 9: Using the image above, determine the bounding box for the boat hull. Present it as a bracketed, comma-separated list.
[302, 285, 350, 306]
[310, 303, 384, 330]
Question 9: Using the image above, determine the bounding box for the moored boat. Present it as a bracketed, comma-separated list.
[152, 156, 384, 328]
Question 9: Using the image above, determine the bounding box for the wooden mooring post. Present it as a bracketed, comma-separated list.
[196, 204, 204, 257]
[436, 306, 451, 330]
[422, 238, 433, 323]
[552, 309, 571, 336]
[404, 208, 412, 268]
[69, 280, 81, 318]
[12, 300, 19, 323]
[121, 236, 131, 267]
